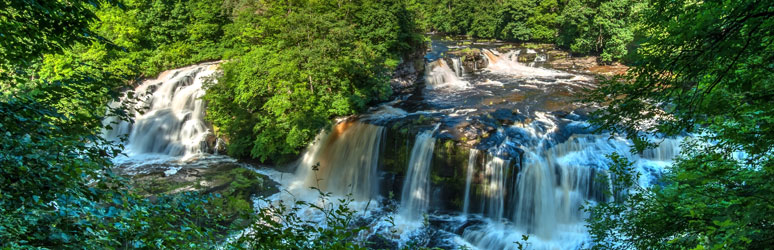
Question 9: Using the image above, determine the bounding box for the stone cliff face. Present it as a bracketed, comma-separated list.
[390, 45, 427, 95]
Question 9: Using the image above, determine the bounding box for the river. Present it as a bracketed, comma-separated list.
[105, 37, 682, 249]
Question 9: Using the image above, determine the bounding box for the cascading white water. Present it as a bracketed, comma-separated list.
[293, 121, 385, 200]
[641, 138, 681, 161]
[480, 155, 509, 221]
[400, 126, 438, 220]
[481, 49, 592, 84]
[104, 62, 219, 162]
[462, 133, 672, 249]
[534, 53, 547, 63]
[512, 149, 561, 238]
[451, 57, 465, 77]
[511, 125, 633, 238]
[482, 49, 554, 77]
[425, 59, 469, 89]
[462, 149, 479, 215]
[246, 38, 685, 249]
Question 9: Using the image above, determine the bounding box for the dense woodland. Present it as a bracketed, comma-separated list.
[1, 0, 772, 249]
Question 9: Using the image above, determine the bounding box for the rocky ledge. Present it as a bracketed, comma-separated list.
[116, 160, 280, 230]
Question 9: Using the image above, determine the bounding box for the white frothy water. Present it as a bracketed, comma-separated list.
[400, 125, 439, 220]
[451, 57, 465, 77]
[481, 155, 510, 221]
[425, 59, 470, 89]
[481, 49, 589, 83]
[460, 113, 683, 249]
[463, 149, 479, 214]
[104, 62, 220, 165]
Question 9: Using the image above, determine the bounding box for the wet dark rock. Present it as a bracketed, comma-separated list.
[491, 108, 527, 125]
[555, 74, 575, 80]
[120, 162, 279, 200]
[518, 53, 537, 63]
[454, 218, 487, 235]
[204, 134, 226, 154]
[448, 48, 488, 72]
[366, 234, 401, 250]
[429, 138, 471, 211]
[436, 131, 456, 140]
[547, 50, 569, 60]
[535, 76, 557, 82]
[427, 229, 464, 250]
[391, 47, 426, 95]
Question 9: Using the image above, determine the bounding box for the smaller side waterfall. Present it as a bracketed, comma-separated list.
[451, 57, 465, 77]
[641, 138, 682, 161]
[462, 149, 479, 214]
[400, 126, 439, 220]
[481, 155, 509, 221]
[425, 59, 469, 89]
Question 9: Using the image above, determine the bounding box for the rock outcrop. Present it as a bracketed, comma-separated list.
[391, 47, 427, 95]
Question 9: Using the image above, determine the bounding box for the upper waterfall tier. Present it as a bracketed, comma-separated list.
[103, 62, 220, 164]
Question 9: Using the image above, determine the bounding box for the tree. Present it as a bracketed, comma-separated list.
[585, 0, 774, 248]
[204, 0, 423, 162]
[557, 0, 641, 62]
[1, 1, 238, 248]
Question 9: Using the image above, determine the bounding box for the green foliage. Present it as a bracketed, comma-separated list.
[586, 0, 774, 248]
[30, 0, 231, 83]
[204, 0, 423, 162]
[557, 0, 642, 62]
[421, 0, 559, 42]
[583, 153, 643, 249]
[233, 190, 369, 249]
[0, 0, 249, 248]
[0, 0, 98, 75]
[419, 0, 639, 59]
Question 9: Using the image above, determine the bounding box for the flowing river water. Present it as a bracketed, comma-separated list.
[105, 38, 682, 249]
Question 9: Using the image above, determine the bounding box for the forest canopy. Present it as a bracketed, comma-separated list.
[203, 0, 424, 162]
[418, 0, 644, 61]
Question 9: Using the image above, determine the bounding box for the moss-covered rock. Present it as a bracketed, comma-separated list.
[448, 48, 488, 72]
[429, 138, 473, 211]
[123, 162, 279, 231]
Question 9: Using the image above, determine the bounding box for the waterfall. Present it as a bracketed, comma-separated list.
[512, 150, 560, 238]
[481, 155, 509, 221]
[535, 53, 547, 63]
[462, 149, 478, 214]
[641, 138, 682, 161]
[400, 126, 439, 220]
[294, 121, 385, 200]
[510, 135, 634, 238]
[481, 49, 577, 80]
[451, 57, 464, 77]
[425, 59, 469, 89]
[104, 63, 219, 159]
